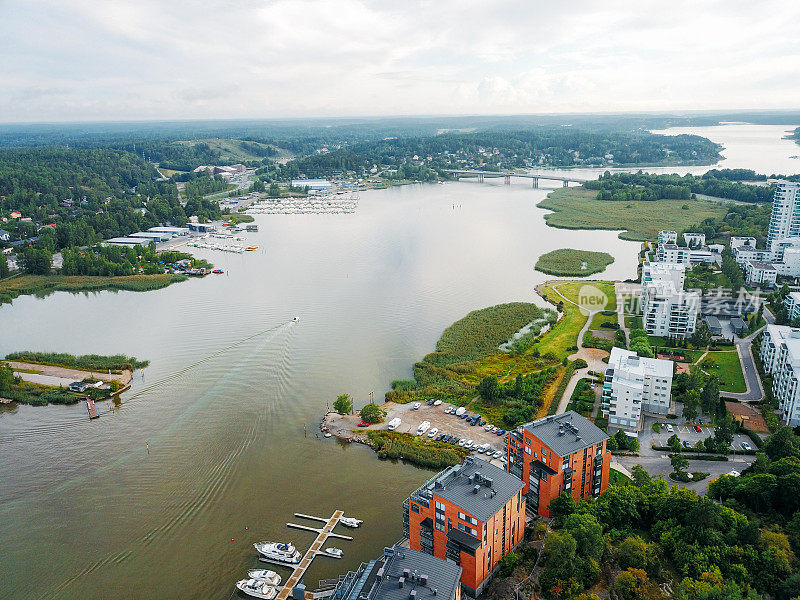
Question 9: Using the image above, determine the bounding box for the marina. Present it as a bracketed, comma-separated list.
[248, 194, 359, 215]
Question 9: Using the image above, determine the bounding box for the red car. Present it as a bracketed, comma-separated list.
[357, 421, 369, 427]
[695, 425, 702, 433]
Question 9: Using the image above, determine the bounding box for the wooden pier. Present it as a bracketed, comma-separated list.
[86, 397, 99, 419]
[274, 510, 345, 600]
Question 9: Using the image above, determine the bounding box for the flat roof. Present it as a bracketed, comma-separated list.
[431, 458, 524, 522]
[105, 237, 148, 245]
[704, 315, 721, 328]
[361, 546, 462, 600]
[523, 411, 609, 458]
[748, 260, 776, 271]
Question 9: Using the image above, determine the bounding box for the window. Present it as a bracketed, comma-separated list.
[435, 522, 444, 532]
[524, 437, 531, 445]
[541, 448, 547, 456]
[525, 447, 531, 455]
[411, 504, 420, 513]
[457, 523, 477, 536]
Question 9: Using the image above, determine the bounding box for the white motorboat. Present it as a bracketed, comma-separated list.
[292, 317, 299, 322]
[324, 547, 343, 558]
[339, 516, 362, 528]
[236, 578, 277, 600]
[247, 570, 282, 586]
[254, 541, 302, 565]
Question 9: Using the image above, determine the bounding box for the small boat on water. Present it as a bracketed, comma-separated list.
[338, 516, 362, 528]
[292, 316, 299, 322]
[212, 269, 224, 274]
[254, 541, 302, 565]
[324, 432, 332, 438]
[246, 245, 258, 251]
[324, 547, 343, 558]
[247, 570, 281, 585]
[236, 578, 277, 600]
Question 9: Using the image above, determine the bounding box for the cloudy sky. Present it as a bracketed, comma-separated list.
[1, 0, 799, 122]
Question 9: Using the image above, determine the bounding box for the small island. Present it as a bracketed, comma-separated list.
[0, 351, 148, 406]
[535, 248, 614, 277]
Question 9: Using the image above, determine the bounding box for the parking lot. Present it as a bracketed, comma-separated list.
[614, 416, 757, 493]
[380, 401, 509, 464]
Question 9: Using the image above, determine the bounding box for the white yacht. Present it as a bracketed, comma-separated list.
[247, 570, 282, 586]
[254, 541, 302, 565]
[338, 516, 362, 528]
[324, 547, 343, 558]
[236, 578, 277, 600]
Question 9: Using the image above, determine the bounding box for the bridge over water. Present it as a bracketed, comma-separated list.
[444, 169, 588, 188]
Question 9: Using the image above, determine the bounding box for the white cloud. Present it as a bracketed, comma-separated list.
[0, 0, 798, 121]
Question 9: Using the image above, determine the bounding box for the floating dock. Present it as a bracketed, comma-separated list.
[273, 510, 347, 600]
[86, 397, 99, 419]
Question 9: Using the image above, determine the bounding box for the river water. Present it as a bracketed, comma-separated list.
[0, 123, 797, 600]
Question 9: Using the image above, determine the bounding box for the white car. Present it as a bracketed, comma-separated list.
[433, 400, 442, 406]
[458, 439, 466, 447]
[493, 451, 503, 459]
[445, 406, 454, 414]
[466, 439, 474, 448]
[416, 421, 430, 436]
[412, 402, 421, 410]
[484, 424, 493, 431]
[665, 424, 674, 433]
[741, 442, 752, 451]
[427, 427, 439, 438]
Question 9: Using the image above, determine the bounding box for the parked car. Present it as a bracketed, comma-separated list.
[666, 424, 674, 433]
[427, 427, 439, 438]
[484, 424, 493, 431]
[412, 402, 421, 410]
[426, 399, 435, 405]
[460, 413, 469, 419]
[445, 406, 454, 414]
[357, 421, 369, 427]
[479, 420, 486, 426]
[682, 441, 690, 448]
[741, 441, 752, 451]
[695, 425, 702, 433]
[450, 437, 460, 445]
[469, 418, 478, 426]
[493, 451, 503, 459]
[436, 433, 445, 441]
[433, 400, 442, 406]
[496, 429, 505, 436]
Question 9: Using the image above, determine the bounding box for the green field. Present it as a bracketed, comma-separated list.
[535, 248, 614, 277]
[536, 187, 728, 241]
[175, 138, 291, 163]
[699, 350, 747, 393]
[0, 274, 188, 306]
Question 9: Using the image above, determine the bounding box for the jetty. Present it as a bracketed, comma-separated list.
[86, 397, 99, 419]
[272, 510, 353, 600]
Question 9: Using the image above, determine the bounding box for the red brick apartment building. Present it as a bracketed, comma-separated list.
[506, 411, 610, 517]
[402, 457, 525, 597]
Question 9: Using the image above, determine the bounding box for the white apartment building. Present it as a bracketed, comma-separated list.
[657, 230, 678, 245]
[683, 232, 706, 248]
[642, 279, 699, 338]
[656, 243, 690, 264]
[641, 261, 685, 288]
[730, 236, 757, 250]
[767, 181, 800, 249]
[761, 324, 800, 426]
[745, 260, 778, 287]
[602, 347, 674, 430]
[785, 292, 800, 323]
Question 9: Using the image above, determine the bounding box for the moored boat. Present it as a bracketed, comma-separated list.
[254, 541, 302, 565]
[324, 547, 343, 558]
[247, 569, 281, 585]
[338, 516, 362, 528]
[236, 578, 277, 599]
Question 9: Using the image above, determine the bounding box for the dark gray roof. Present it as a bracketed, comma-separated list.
[704, 315, 721, 328]
[523, 411, 609, 458]
[359, 546, 462, 600]
[433, 457, 524, 522]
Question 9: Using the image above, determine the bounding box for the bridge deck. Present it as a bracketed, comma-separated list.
[275, 510, 344, 600]
[443, 169, 587, 183]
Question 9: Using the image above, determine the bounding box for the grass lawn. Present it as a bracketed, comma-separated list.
[535, 248, 614, 277]
[0, 274, 187, 306]
[624, 315, 643, 330]
[590, 311, 618, 330]
[610, 468, 633, 486]
[699, 350, 747, 393]
[537, 187, 728, 241]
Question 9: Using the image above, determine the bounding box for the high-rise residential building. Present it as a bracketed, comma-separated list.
[602, 347, 674, 430]
[641, 261, 685, 288]
[505, 412, 610, 517]
[641, 278, 699, 339]
[657, 230, 678, 245]
[767, 181, 800, 249]
[761, 324, 800, 426]
[785, 292, 800, 323]
[402, 457, 525, 597]
[331, 546, 463, 600]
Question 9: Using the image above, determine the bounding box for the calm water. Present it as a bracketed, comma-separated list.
[0, 123, 797, 600]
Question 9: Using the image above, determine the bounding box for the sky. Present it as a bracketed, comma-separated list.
[1, 0, 799, 123]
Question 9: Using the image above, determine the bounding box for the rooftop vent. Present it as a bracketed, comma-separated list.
[558, 426, 565, 436]
[473, 485, 480, 494]
[399, 578, 405, 589]
[484, 478, 493, 488]
[403, 569, 410, 580]
[420, 575, 428, 586]
[410, 590, 417, 600]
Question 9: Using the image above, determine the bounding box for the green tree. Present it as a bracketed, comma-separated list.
[701, 378, 720, 416]
[667, 433, 682, 452]
[613, 568, 654, 600]
[563, 513, 604, 560]
[19, 246, 52, 275]
[683, 389, 700, 421]
[0, 253, 8, 278]
[671, 453, 689, 474]
[497, 550, 521, 578]
[0, 362, 16, 394]
[548, 492, 577, 526]
[359, 403, 386, 424]
[333, 393, 352, 415]
[477, 376, 499, 403]
[691, 323, 712, 348]
[617, 536, 649, 571]
[764, 426, 800, 461]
